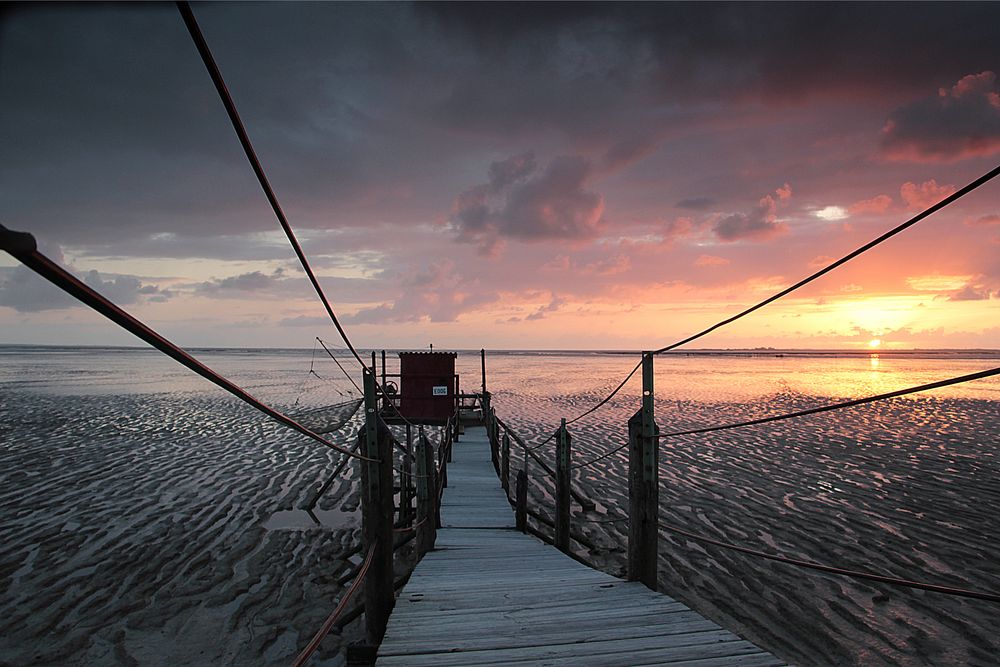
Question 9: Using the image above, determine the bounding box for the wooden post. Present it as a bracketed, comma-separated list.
[447, 416, 454, 462]
[380, 349, 387, 395]
[480, 347, 487, 396]
[489, 408, 500, 474]
[415, 430, 436, 556]
[359, 368, 393, 643]
[481, 390, 491, 430]
[515, 469, 527, 533]
[438, 430, 448, 489]
[501, 431, 510, 495]
[555, 419, 571, 553]
[401, 423, 413, 525]
[628, 352, 659, 590]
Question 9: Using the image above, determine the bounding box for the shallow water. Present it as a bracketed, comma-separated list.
[1, 345, 998, 665]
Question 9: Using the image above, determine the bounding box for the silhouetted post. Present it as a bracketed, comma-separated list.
[555, 419, 571, 553]
[481, 390, 491, 430]
[438, 428, 448, 489]
[359, 368, 393, 643]
[481, 348, 487, 396]
[515, 469, 528, 533]
[489, 409, 500, 474]
[380, 349, 387, 399]
[415, 430, 436, 556]
[401, 423, 413, 525]
[501, 431, 510, 495]
[628, 352, 659, 590]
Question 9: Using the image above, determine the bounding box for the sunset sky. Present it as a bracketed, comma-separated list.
[2, 2, 999, 350]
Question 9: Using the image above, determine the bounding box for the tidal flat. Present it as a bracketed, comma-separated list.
[1, 347, 998, 665]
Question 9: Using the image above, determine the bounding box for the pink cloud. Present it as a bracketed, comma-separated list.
[695, 254, 730, 267]
[848, 194, 893, 215]
[583, 254, 631, 276]
[965, 213, 1000, 227]
[881, 71, 1000, 162]
[900, 179, 956, 211]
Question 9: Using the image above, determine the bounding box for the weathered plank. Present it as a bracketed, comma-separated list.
[377, 426, 785, 666]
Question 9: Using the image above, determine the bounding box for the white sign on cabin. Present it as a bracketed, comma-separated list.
[432, 386, 448, 396]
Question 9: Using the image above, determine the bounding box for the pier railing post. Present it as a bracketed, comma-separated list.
[555, 419, 571, 553]
[359, 368, 393, 643]
[627, 352, 659, 590]
[515, 468, 528, 533]
[438, 427, 448, 490]
[415, 429, 436, 556]
[481, 390, 492, 429]
[400, 423, 413, 525]
[501, 430, 510, 496]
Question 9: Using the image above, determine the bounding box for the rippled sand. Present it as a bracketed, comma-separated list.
[2, 348, 998, 666]
[0, 387, 369, 666]
[496, 385, 1000, 666]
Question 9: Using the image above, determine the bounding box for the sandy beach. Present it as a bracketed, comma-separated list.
[2, 347, 999, 665]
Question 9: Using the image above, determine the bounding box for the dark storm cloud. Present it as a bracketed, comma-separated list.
[452, 154, 605, 252]
[712, 185, 791, 242]
[881, 72, 1000, 162]
[195, 269, 286, 296]
[676, 197, 715, 210]
[0, 244, 172, 312]
[420, 2, 1000, 101]
[83, 270, 173, 305]
[4, 1, 1000, 260]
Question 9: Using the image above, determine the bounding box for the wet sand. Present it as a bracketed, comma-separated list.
[0, 390, 367, 666]
[497, 388, 1000, 666]
[2, 348, 998, 665]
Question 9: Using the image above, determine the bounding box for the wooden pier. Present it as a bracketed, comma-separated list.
[376, 426, 786, 666]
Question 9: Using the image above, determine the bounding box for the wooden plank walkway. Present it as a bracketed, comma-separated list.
[377, 426, 786, 666]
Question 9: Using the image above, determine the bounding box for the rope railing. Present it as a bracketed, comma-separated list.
[0, 225, 374, 463]
[566, 365, 1000, 472]
[290, 543, 377, 667]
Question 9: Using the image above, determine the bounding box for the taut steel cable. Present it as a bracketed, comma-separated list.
[0, 225, 374, 463]
[177, 2, 368, 371]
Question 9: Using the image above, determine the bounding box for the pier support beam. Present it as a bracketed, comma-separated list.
[628, 352, 659, 590]
[359, 368, 393, 643]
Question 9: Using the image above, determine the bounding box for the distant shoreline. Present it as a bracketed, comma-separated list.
[2, 343, 999, 360]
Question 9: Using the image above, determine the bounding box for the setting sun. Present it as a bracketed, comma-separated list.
[868, 338, 882, 349]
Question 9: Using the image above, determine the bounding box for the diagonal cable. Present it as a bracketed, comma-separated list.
[177, 1, 367, 370]
[654, 365, 1000, 439]
[570, 365, 1000, 470]
[0, 225, 374, 462]
[653, 163, 1000, 354]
